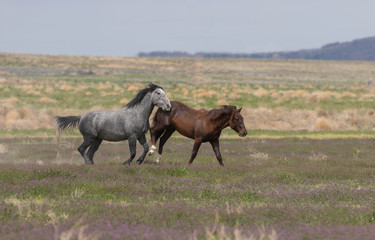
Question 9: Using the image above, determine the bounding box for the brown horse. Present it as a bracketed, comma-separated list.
[148, 101, 247, 166]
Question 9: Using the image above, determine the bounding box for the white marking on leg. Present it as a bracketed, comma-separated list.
[148, 145, 157, 156]
[155, 153, 161, 163]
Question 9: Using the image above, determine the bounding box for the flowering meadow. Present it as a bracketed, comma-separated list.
[1, 137, 375, 239]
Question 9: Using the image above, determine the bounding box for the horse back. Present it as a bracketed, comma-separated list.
[153, 101, 210, 139]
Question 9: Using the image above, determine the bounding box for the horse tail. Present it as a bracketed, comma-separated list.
[55, 116, 81, 131]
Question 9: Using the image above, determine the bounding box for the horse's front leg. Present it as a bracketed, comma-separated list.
[123, 137, 137, 165]
[188, 139, 202, 166]
[136, 134, 149, 165]
[148, 124, 166, 156]
[210, 139, 224, 167]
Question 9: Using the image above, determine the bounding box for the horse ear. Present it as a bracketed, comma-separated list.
[238, 107, 242, 113]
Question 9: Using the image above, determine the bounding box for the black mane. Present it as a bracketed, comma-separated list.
[125, 83, 163, 108]
[208, 105, 237, 121]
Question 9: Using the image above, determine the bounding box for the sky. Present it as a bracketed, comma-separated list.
[1, 0, 375, 57]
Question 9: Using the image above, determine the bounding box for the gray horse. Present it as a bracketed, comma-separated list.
[55, 83, 171, 165]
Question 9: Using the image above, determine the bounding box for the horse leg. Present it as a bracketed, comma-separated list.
[210, 139, 224, 167]
[77, 137, 93, 164]
[148, 123, 167, 156]
[188, 139, 202, 166]
[86, 139, 102, 164]
[123, 137, 137, 165]
[155, 126, 175, 163]
[136, 134, 149, 165]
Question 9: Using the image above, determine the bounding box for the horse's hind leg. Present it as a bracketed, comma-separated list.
[86, 139, 102, 164]
[136, 134, 149, 165]
[78, 137, 92, 164]
[123, 136, 137, 165]
[155, 126, 175, 163]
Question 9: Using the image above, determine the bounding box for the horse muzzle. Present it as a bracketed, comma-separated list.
[239, 130, 247, 137]
[163, 103, 172, 111]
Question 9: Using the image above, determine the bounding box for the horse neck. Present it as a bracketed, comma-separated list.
[212, 110, 232, 130]
[130, 93, 154, 119]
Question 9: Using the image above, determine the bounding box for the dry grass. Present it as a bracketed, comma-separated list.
[39, 97, 56, 103]
[242, 108, 375, 131]
[253, 88, 269, 98]
[0, 144, 7, 154]
[2, 101, 375, 131]
[217, 99, 228, 106]
[1, 53, 375, 131]
[193, 89, 218, 98]
[126, 82, 144, 92]
[0, 103, 79, 129]
[313, 118, 332, 130]
[60, 83, 73, 91]
[309, 153, 328, 161]
[249, 151, 270, 161]
[59, 219, 99, 240]
[193, 224, 278, 240]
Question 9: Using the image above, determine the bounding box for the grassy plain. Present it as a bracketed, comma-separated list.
[1, 53, 375, 239]
[1, 137, 375, 239]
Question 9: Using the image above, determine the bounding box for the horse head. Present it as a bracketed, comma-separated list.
[228, 106, 247, 137]
[150, 84, 171, 111]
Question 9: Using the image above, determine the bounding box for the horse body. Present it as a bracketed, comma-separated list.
[149, 101, 247, 166]
[169, 108, 221, 141]
[56, 83, 171, 165]
[79, 103, 152, 142]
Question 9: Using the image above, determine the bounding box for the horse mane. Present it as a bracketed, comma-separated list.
[208, 105, 237, 121]
[125, 83, 163, 108]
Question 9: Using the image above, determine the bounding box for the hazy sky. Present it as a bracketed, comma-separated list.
[1, 0, 375, 57]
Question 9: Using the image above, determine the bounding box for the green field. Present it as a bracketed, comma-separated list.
[1, 53, 375, 239]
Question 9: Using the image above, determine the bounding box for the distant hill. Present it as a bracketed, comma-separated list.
[138, 36, 375, 61]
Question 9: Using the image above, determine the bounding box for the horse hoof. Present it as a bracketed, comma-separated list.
[136, 160, 143, 165]
[123, 161, 130, 165]
[154, 153, 161, 163]
[85, 161, 94, 165]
